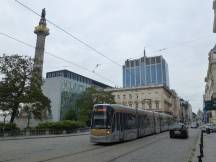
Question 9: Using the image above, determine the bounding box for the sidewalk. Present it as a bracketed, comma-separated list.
[192, 132, 216, 162]
[202, 133, 216, 162]
[0, 131, 89, 141]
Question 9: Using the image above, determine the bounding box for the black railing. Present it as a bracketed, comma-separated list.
[0, 128, 89, 137]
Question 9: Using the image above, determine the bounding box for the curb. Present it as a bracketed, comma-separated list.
[0, 132, 89, 141]
[187, 131, 200, 162]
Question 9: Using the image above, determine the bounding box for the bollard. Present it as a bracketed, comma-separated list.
[197, 155, 202, 162]
[199, 144, 204, 157]
[200, 131, 203, 148]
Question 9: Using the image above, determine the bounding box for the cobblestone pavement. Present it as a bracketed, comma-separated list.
[0, 129, 199, 162]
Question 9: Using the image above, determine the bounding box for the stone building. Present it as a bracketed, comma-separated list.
[106, 85, 182, 120]
[179, 99, 193, 123]
[203, 44, 216, 123]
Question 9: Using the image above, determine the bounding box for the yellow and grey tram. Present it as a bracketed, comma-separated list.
[90, 104, 174, 143]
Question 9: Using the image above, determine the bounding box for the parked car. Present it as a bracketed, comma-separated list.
[200, 125, 206, 132]
[212, 124, 216, 132]
[170, 123, 188, 138]
[191, 122, 198, 128]
[206, 123, 214, 134]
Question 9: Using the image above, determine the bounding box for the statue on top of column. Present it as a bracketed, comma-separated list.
[41, 8, 46, 19]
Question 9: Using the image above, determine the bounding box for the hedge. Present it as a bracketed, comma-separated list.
[36, 120, 86, 130]
[0, 123, 19, 131]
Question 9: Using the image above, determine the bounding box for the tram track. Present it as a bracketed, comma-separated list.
[37, 133, 167, 162]
[36, 145, 103, 162]
[107, 135, 167, 162]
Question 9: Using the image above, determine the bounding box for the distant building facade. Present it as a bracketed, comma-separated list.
[106, 85, 181, 119]
[123, 55, 169, 88]
[43, 70, 111, 121]
[203, 44, 216, 123]
[179, 99, 193, 123]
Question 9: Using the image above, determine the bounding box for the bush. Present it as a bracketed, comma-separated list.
[0, 123, 19, 131]
[36, 120, 86, 130]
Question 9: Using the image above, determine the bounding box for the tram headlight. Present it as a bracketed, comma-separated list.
[106, 130, 111, 135]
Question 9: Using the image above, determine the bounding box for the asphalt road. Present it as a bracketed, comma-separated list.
[0, 129, 199, 162]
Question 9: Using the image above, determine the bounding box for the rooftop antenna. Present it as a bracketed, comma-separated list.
[144, 47, 147, 57]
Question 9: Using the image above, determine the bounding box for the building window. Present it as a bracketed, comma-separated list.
[129, 103, 132, 107]
[117, 95, 120, 99]
[123, 94, 126, 99]
[156, 101, 159, 109]
[129, 94, 132, 99]
[135, 103, 138, 109]
[142, 102, 145, 109]
[147, 101, 152, 109]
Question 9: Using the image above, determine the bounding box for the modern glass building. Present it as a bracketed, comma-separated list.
[123, 55, 169, 88]
[43, 70, 111, 121]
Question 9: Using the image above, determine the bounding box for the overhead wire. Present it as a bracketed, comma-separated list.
[0, 32, 118, 86]
[12, 0, 214, 89]
[14, 0, 122, 67]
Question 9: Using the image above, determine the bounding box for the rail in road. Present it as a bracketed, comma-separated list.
[0, 129, 200, 162]
[36, 135, 166, 162]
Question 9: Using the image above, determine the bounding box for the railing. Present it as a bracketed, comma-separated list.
[0, 128, 89, 137]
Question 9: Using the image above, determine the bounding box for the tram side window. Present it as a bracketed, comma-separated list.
[128, 113, 136, 129]
[144, 114, 150, 128]
[123, 113, 126, 129]
[112, 114, 116, 132]
[141, 115, 144, 129]
[150, 114, 154, 127]
[125, 113, 129, 129]
[116, 113, 120, 131]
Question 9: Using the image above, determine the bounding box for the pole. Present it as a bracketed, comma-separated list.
[213, 0, 216, 32]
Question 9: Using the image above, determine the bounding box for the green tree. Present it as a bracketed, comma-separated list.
[0, 54, 51, 123]
[64, 108, 78, 121]
[64, 87, 115, 126]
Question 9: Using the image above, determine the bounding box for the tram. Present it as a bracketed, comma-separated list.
[90, 104, 174, 143]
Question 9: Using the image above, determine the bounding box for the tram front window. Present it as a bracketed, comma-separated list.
[91, 106, 113, 129]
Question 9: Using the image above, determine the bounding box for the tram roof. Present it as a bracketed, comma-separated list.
[94, 104, 172, 117]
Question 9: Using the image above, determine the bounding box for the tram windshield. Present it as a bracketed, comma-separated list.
[91, 105, 113, 129]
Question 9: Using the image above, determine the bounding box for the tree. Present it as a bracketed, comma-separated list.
[64, 87, 115, 126]
[0, 54, 51, 123]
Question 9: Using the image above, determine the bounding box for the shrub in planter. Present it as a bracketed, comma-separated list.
[36, 120, 86, 130]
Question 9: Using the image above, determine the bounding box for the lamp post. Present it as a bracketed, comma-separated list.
[3, 112, 7, 125]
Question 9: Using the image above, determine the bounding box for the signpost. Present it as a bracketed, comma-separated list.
[204, 100, 216, 111]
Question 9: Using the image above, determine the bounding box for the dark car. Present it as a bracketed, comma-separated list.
[191, 122, 198, 128]
[205, 124, 214, 134]
[170, 123, 188, 138]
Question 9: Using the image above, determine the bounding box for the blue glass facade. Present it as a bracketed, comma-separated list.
[123, 56, 169, 88]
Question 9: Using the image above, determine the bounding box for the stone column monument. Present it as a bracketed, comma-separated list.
[32, 8, 49, 88]
[213, 0, 216, 33]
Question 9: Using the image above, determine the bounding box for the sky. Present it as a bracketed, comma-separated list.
[0, 0, 215, 113]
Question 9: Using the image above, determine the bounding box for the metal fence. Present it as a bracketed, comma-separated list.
[0, 128, 89, 137]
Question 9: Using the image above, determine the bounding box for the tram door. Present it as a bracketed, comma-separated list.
[119, 113, 124, 141]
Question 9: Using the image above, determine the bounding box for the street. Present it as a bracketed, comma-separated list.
[0, 129, 199, 162]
